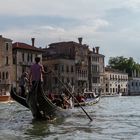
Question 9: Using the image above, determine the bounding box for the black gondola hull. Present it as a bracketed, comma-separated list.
[10, 87, 69, 120]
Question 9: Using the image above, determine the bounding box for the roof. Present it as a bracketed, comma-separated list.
[105, 67, 128, 74]
[49, 41, 77, 46]
[12, 42, 43, 52]
[49, 41, 88, 49]
[0, 35, 12, 42]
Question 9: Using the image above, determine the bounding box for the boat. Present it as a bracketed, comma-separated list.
[74, 91, 101, 107]
[102, 92, 122, 98]
[10, 83, 70, 120]
[0, 91, 11, 102]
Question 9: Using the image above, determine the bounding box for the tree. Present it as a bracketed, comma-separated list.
[108, 56, 140, 77]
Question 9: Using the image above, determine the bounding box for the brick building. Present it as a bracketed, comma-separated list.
[43, 38, 105, 94]
[88, 47, 105, 93]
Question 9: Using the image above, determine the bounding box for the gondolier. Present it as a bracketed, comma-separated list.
[28, 56, 51, 118]
[29, 57, 46, 87]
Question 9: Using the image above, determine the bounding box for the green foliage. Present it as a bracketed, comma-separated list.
[108, 56, 140, 77]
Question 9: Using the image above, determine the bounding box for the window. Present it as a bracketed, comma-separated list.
[66, 66, 69, 73]
[30, 54, 33, 62]
[22, 53, 24, 61]
[106, 88, 108, 92]
[6, 72, 8, 79]
[113, 88, 115, 92]
[71, 66, 74, 72]
[6, 56, 8, 65]
[92, 77, 97, 83]
[6, 43, 8, 51]
[13, 56, 16, 64]
[92, 65, 98, 72]
[27, 53, 30, 61]
[71, 77, 74, 85]
[2, 72, 5, 80]
[61, 65, 64, 72]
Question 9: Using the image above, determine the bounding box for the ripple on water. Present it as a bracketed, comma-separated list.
[1, 96, 140, 140]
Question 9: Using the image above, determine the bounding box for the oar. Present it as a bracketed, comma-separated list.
[47, 69, 93, 121]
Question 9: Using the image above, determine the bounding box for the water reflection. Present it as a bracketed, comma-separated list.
[25, 117, 67, 138]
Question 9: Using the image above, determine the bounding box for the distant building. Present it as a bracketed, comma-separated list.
[104, 67, 128, 95]
[0, 35, 13, 92]
[88, 47, 105, 93]
[12, 38, 43, 89]
[128, 77, 140, 95]
[43, 58, 76, 93]
[43, 38, 105, 94]
[43, 38, 89, 93]
[128, 70, 140, 95]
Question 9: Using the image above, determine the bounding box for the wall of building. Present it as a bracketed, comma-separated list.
[128, 77, 140, 95]
[0, 35, 13, 91]
[104, 70, 128, 95]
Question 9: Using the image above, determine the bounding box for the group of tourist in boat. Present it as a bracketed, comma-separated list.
[10, 56, 99, 120]
[17, 57, 98, 108]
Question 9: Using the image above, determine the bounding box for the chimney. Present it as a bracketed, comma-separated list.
[31, 38, 35, 47]
[92, 47, 95, 53]
[78, 37, 83, 44]
[95, 46, 99, 54]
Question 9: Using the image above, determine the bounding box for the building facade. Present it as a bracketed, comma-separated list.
[0, 35, 13, 92]
[128, 77, 140, 95]
[43, 38, 105, 94]
[128, 69, 140, 95]
[12, 38, 43, 89]
[88, 47, 105, 93]
[104, 67, 128, 95]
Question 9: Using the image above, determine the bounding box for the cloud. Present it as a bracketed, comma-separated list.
[0, 0, 128, 17]
[124, 0, 140, 11]
[1, 0, 140, 64]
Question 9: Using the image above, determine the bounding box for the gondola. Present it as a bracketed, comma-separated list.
[74, 92, 101, 107]
[10, 83, 69, 120]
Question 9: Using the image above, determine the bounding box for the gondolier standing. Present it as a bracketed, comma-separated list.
[29, 57, 46, 87]
[28, 56, 49, 118]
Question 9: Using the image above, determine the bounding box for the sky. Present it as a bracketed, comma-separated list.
[1, 0, 140, 65]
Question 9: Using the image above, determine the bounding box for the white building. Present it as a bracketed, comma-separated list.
[12, 38, 43, 89]
[104, 67, 128, 95]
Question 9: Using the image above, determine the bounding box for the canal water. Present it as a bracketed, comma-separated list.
[0, 96, 140, 140]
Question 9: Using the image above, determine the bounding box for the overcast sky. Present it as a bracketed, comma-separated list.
[1, 0, 140, 65]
